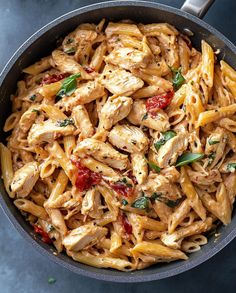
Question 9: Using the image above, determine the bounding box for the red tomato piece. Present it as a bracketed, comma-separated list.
[41, 73, 69, 85]
[146, 90, 174, 115]
[110, 181, 133, 197]
[72, 160, 102, 192]
[33, 225, 52, 244]
[119, 213, 132, 235]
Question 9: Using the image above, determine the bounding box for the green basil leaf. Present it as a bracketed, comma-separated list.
[227, 163, 236, 172]
[56, 118, 74, 127]
[121, 199, 128, 206]
[170, 67, 185, 91]
[175, 153, 204, 167]
[131, 196, 149, 211]
[56, 73, 81, 98]
[207, 152, 216, 166]
[154, 130, 176, 151]
[208, 139, 220, 145]
[147, 161, 161, 173]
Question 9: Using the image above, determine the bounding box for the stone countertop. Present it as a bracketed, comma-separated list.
[0, 1, 236, 292]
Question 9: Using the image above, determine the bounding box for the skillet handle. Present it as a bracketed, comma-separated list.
[181, 0, 215, 18]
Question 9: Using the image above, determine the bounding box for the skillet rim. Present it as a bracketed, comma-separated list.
[0, 0, 236, 283]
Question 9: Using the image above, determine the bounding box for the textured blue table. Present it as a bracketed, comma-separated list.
[0, 1, 236, 292]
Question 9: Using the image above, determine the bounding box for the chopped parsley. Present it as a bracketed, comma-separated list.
[207, 152, 216, 166]
[142, 113, 148, 121]
[29, 94, 36, 101]
[170, 67, 185, 91]
[227, 163, 236, 172]
[150, 192, 162, 202]
[32, 109, 40, 115]
[154, 130, 176, 151]
[208, 139, 220, 145]
[56, 118, 74, 127]
[66, 38, 74, 44]
[56, 73, 81, 99]
[121, 199, 128, 206]
[175, 153, 204, 167]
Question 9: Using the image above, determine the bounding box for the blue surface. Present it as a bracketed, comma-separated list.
[0, 0, 236, 292]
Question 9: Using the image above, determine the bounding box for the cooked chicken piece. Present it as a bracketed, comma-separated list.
[51, 49, 92, 79]
[141, 173, 182, 201]
[11, 162, 39, 198]
[131, 153, 148, 184]
[98, 96, 133, 130]
[28, 119, 75, 145]
[81, 188, 103, 219]
[105, 47, 151, 70]
[57, 80, 105, 111]
[63, 29, 97, 61]
[224, 173, 236, 204]
[187, 169, 222, 185]
[156, 132, 189, 168]
[74, 138, 129, 170]
[19, 106, 41, 133]
[108, 125, 149, 153]
[101, 65, 144, 96]
[205, 127, 227, 168]
[62, 223, 107, 251]
[160, 167, 180, 183]
[127, 99, 170, 131]
[72, 105, 94, 139]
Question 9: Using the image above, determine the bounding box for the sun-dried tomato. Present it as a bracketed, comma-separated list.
[33, 225, 52, 244]
[146, 90, 174, 115]
[41, 73, 69, 85]
[83, 66, 95, 73]
[119, 213, 132, 235]
[72, 160, 102, 192]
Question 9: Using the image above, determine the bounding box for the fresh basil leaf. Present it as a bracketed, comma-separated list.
[227, 163, 236, 172]
[56, 118, 74, 127]
[154, 130, 176, 151]
[142, 113, 148, 120]
[170, 67, 185, 91]
[56, 73, 81, 98]
[147, 161, 161, 173]
[175, 153, 204, 167]
[121, 199, 128, 206]
[131, 196, 149, 211]
[208, 139, 220, 145]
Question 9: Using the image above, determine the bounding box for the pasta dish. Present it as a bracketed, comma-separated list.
[1, 19, 236, 271]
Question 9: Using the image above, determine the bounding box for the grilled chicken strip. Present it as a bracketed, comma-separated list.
[74, 138, 129, 170]
[62, 223, 107, 251]
[28, 119, 75, 145]
[98, 96, 133, 131]
[108, 124, 149, 153]
[156, 132, 189, 168]
[127, 99, 170, 131]
[101, 65, 144, 96]
[11, 162, 39, 198]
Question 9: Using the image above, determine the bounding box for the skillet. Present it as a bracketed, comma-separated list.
[0, 0, 236, 283]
